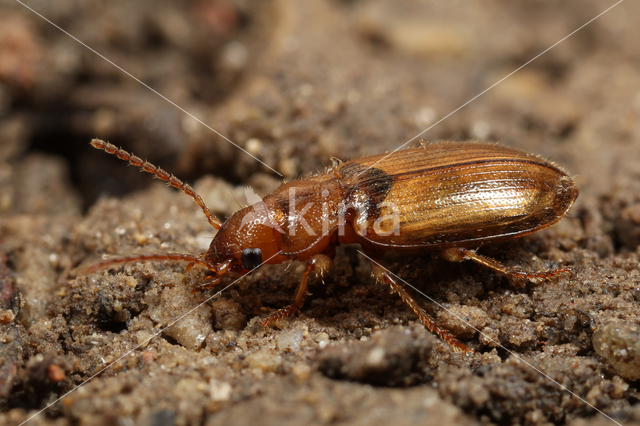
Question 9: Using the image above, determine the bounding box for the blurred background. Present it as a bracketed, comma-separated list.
[1, 0, 638, 213]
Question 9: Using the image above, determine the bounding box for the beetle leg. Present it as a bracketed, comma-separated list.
[441, 247, 571, 283]
[261, 254, 333, 328]
[191, 276, 223, 294]
[370, 261, 470, 353]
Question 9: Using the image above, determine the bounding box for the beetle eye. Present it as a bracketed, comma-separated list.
[241, 248, 262, 270]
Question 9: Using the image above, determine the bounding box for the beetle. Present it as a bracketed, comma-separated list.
[89, 139, 578, 352]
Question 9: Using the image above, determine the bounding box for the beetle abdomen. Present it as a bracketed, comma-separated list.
[336, 142, 578, 250]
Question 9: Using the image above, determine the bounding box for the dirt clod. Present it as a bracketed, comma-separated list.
[593, 321, 640, 381]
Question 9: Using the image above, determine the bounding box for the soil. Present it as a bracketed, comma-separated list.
[1, 1, 640, 425]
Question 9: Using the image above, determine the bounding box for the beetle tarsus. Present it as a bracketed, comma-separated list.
[191, 276, 222, 293]
[508, 267, 572, 282]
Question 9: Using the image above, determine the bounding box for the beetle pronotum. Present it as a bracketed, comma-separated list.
[89, 139, 578, 352]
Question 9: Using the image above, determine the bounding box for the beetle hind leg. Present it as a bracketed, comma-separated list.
[261, 254, 333, 329]
[441, 247, 571, 284]
[370, 261, 470, 353]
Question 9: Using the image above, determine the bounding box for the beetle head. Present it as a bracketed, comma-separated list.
[204, 203, 282, 275]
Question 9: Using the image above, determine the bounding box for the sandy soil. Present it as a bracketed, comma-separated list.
[1, 0, 640, 425]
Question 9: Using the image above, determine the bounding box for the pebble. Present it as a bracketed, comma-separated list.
[593, 321, 640, 380]
[276, 325, 305, 352]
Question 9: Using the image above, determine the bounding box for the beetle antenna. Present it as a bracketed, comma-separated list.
[83, 253, 213, 274]
[91, 139, 223, 230]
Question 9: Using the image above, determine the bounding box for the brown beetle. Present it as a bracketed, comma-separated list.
[89, 139, 578, 352]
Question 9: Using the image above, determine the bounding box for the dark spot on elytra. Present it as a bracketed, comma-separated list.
[338, 162, 393, 220]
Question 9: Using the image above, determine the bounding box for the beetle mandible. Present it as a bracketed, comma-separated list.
[89, 139, 578, 352]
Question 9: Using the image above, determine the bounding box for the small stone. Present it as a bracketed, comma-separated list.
[245, 348, 281, 373]
[315, 332, 330, 343]
[316, 325, 434, 386]
[593, 321, 640, 380]
[209, 380, 232, 402]
[276, 325, 305, 352]
[245, 138, 263, 156]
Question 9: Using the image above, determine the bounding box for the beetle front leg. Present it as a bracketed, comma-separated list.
[370, 261, 470, 353]
[261, 254, 333, 328]
[190, 275, 222, 294]
[441, 247, 571, 284]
